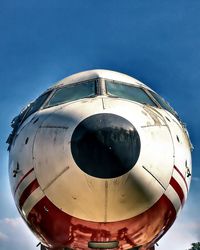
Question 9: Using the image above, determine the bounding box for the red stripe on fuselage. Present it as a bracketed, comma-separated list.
[174, 165, 188, 191]
[170, 177, 185, 205]
[19, 179, 39, 209]
[14, 168, 34, 195]
[26, 194, 176, 250]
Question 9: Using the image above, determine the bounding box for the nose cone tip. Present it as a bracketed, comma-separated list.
[71, 113, 141, 178]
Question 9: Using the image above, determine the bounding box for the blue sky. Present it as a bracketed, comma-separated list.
[0, 1, 200, 249]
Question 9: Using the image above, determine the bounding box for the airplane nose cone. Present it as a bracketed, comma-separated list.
[71, 113, 141, 178]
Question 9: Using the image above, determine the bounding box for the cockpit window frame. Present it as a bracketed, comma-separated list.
[7, 90, 53, 150]
[13, 89, 53, 127]
[22, 90, 53, 121]
[7, 77, 180, 151]
[44, 79, 98, 108]
[104, 79, 180, 120]
[145, 89, 180, 119]
[105, 79, 159, 107]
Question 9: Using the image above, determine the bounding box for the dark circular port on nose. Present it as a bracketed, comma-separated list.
[71, 113, 140, 178]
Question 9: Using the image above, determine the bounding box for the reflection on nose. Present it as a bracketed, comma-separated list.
[71, 113, 141, 178]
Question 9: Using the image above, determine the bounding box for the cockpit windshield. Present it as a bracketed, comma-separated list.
[106, 80, 157, 106]
[22, 91, 51, 121]
[148, 90, 178, 118]
[45, 80, 96, 108]
[6, 90, 52, 150]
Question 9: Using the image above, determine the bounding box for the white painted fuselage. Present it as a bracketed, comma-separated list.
[8, 70, 192, 250]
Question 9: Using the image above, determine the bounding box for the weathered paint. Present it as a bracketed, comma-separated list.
[26, 194, 176, 250]
[8, 70, 192, 250]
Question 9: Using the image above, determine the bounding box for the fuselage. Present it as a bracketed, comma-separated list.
[7, 70, 192, 250]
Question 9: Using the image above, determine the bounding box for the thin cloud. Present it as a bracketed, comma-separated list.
[3, 217, 21, 227]
[158, 212, 199, 250]
[0, 232, 8, 241]
[0, 217, 38, 250]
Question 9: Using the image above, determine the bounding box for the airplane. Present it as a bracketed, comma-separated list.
[7, 69, 192, 250]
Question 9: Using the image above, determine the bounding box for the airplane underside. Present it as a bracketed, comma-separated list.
[39, 244, 155, 250]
